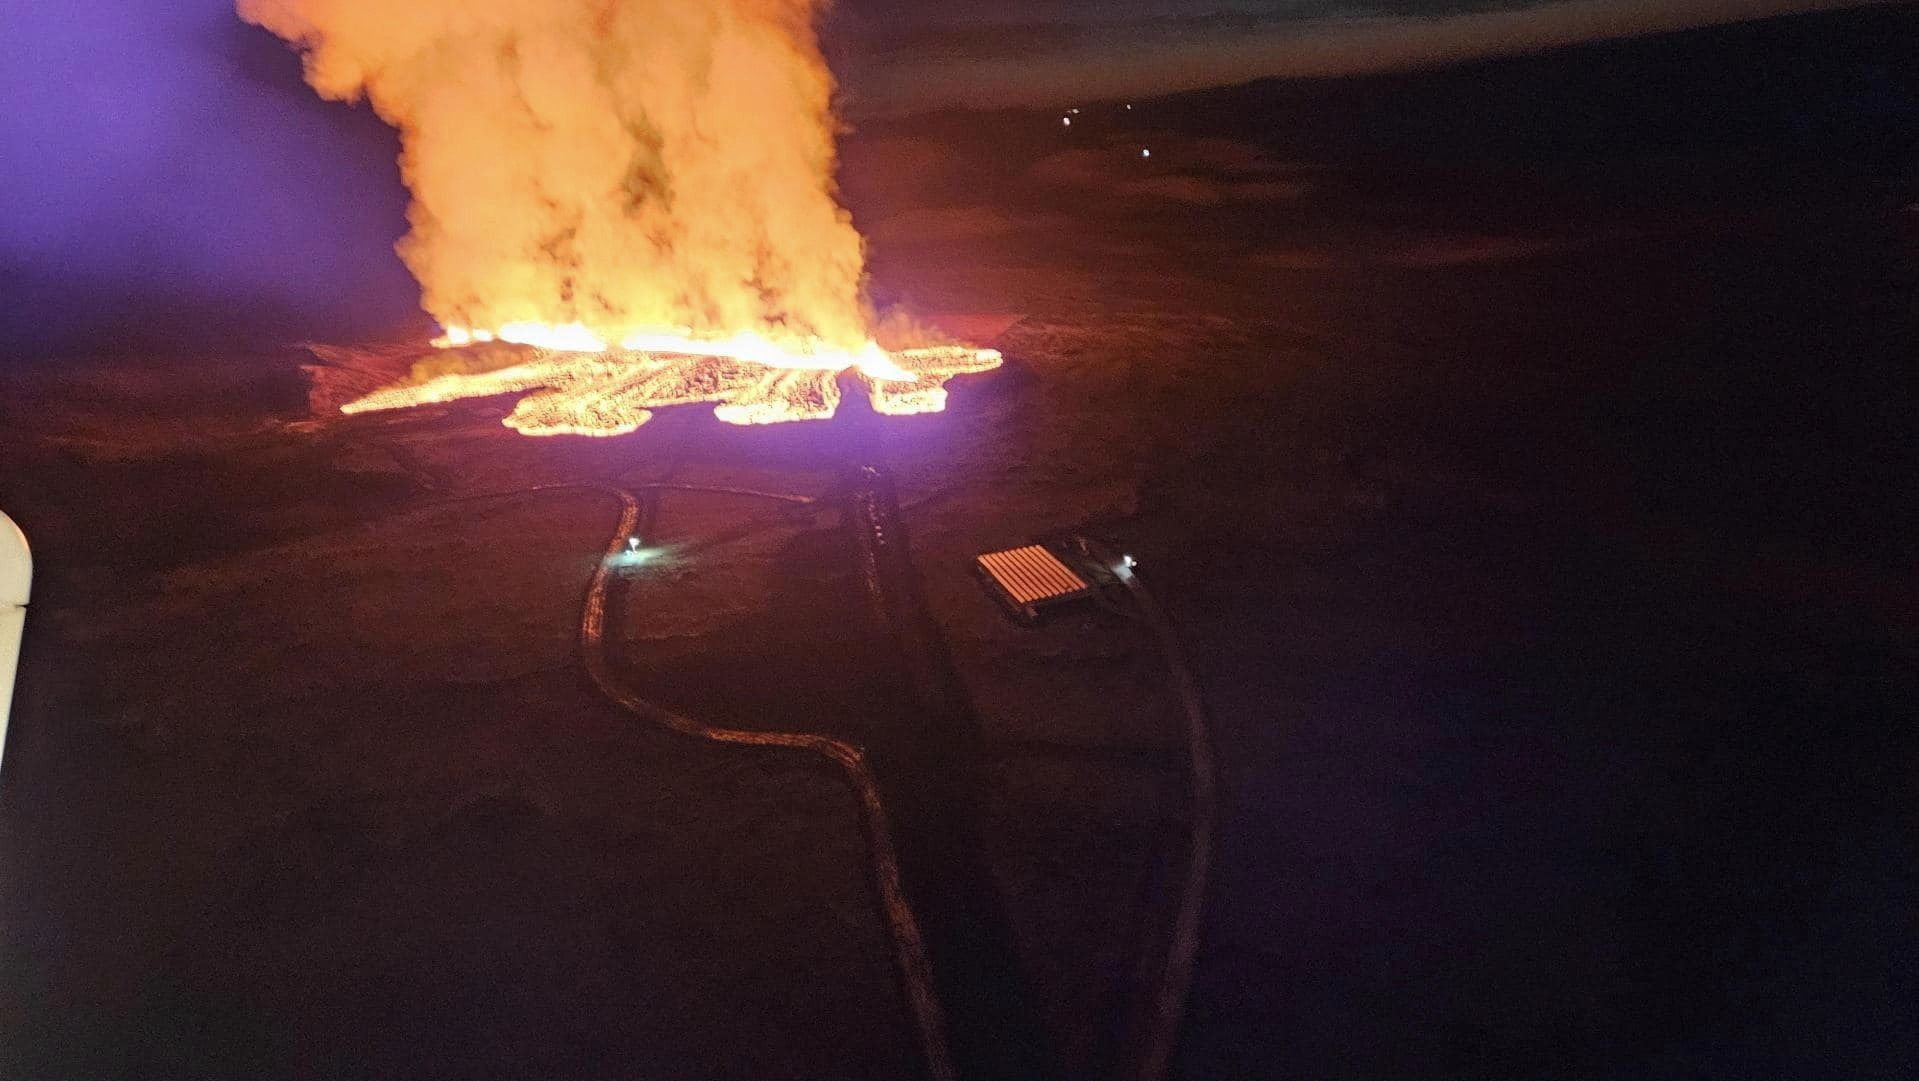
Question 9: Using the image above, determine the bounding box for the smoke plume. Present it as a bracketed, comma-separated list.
[239, 0, 869, 347]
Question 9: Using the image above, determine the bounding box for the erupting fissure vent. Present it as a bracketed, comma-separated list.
[241, 0, 1004, 434]
[339, 341, 1002, 434]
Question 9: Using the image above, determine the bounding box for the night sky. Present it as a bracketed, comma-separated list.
[828, 0, 1880, 109]
[0, 0, 1881, 353]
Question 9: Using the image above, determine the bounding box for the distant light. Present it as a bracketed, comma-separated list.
[1125, 103, 1134, 110]
[1070, 108, 1081, 115]
[1140, 148, 1152, 158]
[626, 537, 642, 552]
[1122, 554, 1138, 568]
[1062, 116, 1072, 127]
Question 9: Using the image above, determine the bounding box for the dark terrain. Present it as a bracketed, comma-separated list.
[4, 7, 1917, 1079]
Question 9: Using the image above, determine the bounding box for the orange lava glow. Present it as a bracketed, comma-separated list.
[341, 329, 1002, 436]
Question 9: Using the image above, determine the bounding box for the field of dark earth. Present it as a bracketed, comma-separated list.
[4, 7, 1917, 1080]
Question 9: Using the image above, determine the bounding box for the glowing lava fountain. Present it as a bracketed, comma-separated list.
[340, 331, 1002, 436]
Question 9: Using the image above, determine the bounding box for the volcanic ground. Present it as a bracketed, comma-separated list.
[4, 9, 1918, 1080]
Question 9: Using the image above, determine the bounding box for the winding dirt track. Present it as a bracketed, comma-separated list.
[1112, 559, 1215, 1081]
[561, 484, 957, 1081]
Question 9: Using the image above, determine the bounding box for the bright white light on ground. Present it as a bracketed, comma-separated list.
[1062, 117, 1072, 127]
[1123, 554, 1139, 568]
[1141, 149, 1152, 159]
[610, 543, 671, 570]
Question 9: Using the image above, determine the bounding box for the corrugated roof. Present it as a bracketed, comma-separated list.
[976, 545, 1090, 606]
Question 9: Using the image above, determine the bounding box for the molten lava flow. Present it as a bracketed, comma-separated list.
[340, 335, 1002, 435]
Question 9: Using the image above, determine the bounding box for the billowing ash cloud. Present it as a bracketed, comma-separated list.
[239, 0, 870, 347]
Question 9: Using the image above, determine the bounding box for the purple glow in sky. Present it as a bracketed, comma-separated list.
[0, 0, 413, 353]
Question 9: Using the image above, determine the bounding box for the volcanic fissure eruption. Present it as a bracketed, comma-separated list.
[241, 0, 999, 434]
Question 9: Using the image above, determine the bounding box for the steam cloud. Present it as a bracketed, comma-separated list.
[239, 0, 869, 347]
